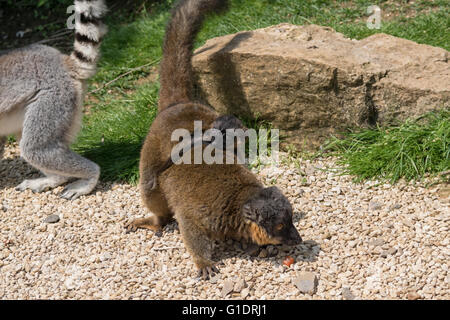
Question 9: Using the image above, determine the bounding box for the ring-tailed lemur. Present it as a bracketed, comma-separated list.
[0, 0, 107, 200]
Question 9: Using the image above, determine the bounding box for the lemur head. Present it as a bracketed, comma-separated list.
[242, 186, 302, 246]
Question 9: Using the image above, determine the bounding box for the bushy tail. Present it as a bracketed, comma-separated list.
[158, 0, 229, 111]
[70, 0, 108, 80]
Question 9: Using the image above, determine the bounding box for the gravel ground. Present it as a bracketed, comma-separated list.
[1, 144, 449, 300]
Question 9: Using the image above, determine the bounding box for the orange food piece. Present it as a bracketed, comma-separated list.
[283, 255, 294, 267]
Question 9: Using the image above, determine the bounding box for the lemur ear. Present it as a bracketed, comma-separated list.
[261, 186, 282, 198]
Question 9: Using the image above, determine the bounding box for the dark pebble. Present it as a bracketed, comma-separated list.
[44, 214, 60, 224]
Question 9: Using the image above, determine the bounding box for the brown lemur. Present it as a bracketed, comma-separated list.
[128, 0, 302, 279]
[0, 0, 107, 200]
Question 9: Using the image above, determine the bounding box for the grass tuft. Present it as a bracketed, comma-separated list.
[322, 110, 450, 183]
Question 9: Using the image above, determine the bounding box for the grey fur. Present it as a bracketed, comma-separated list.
[0, 0, 107, 199]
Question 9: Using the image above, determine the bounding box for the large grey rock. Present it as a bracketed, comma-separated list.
[193, 23, 449, 149]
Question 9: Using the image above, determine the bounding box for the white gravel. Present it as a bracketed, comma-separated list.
[1, 143, 448, 299]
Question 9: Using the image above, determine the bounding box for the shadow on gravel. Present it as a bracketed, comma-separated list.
[214, 237, 320, 265]
[293, 211, 307, 223]
[0, 155, 116, 195]
[147, 208, 320, 271]
[211, 207, 320, 267]
[0, 156, 40, 190]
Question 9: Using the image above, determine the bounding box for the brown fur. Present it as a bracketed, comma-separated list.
[129, 0, 301, 279]
[158, 0, 228, 111]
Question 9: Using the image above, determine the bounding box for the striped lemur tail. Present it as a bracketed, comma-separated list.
[158, 0, 229, 111]
[70, 0, 108, 80]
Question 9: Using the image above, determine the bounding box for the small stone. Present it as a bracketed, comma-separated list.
[233, 278, 247, 293]
[388, 248, 398, 255]
[403, 219, 414, 228]
[305, 165, 315, 176]
[331, 186, 342, 195]
[241, 288, 250, 299]
[258, 248, 268, 258]
[322, 233, 332, 240]
[155, 281, 164, 291]
[267, 245, 278, 257]
[342, 287, 355, 300]
[100, 252, 111, 262]
[64, 278, 76, 290]
[369, 238, 384, 247]
[24, 263, 31, 273]
[389, 203, 402, 211]
[348, 240, 357, 248]
[209, 275, 220, 284]
[407, 291, 421, 300]
[369, 201, 383, 211]
[222, 280, 234, 297]
[44, 214, 60, 224]
[293, 272, 318, 294]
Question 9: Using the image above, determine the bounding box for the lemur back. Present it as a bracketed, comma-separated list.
[0, 0, 107, 200]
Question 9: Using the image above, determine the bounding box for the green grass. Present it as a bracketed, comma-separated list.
[322, 110, 450, 183]
[74, 82, 159, 184]
[73, 0, 449, 183]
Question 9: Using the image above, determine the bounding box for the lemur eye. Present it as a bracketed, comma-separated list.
[275, 224, 284, 231]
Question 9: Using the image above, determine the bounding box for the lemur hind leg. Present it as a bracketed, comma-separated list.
[17, 91, 99, 200]
[126, 187, 174, 233]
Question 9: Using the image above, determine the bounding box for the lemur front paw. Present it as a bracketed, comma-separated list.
[60, 179, 96, 200]
[197, 265, 220, 280]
